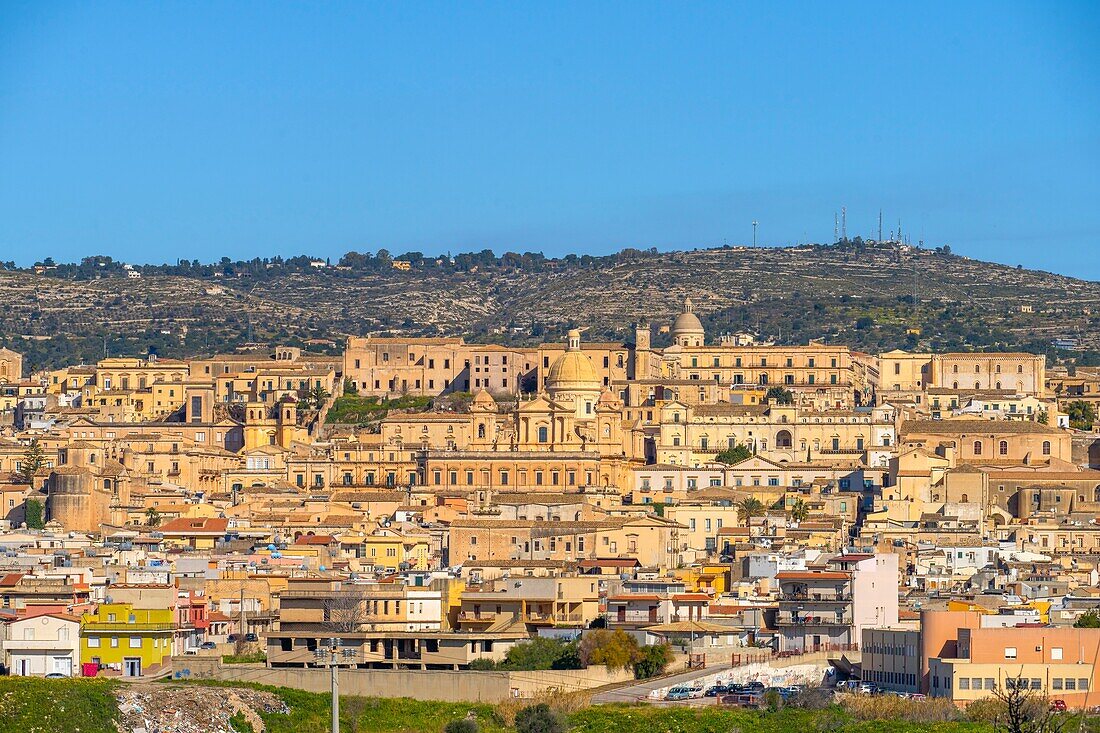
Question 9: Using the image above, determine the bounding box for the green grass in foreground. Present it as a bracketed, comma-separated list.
[568, 705, 990, 733]
[0, 678, 119, 733]
[15, 676, 1100, 733]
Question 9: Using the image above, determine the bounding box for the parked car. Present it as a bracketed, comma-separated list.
[910, 693, 927, 701]
[1050, 699, 1068, 712]
[44, 673, 68, 679]
[666, 686, 693, 701]
[227, 634, 241, 643]
[686, 685, 705, 699]
[720, 691, 764, 708]
[704, 684, 729, 697]
[747, 681, 765, 691]
[244, 633, 259, 642]
[200, 641, 217, 650]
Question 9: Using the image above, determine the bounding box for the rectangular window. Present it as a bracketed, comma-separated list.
[959, 678, 969, 690]
[1005, 647, 1017, 659]
[1052, 647, 1063, 660]
[87, 636, 101, 648]
[129, 637, 142, 648]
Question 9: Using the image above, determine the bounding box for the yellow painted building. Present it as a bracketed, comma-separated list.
[80, 603, 174, 677]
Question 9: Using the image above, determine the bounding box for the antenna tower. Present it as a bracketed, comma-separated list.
[841, 207, 847, 241]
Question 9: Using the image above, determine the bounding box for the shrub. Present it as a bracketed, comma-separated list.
[515, 703, 566, 733]
[444, 719, 479, 733]
[633, 644, 673, 679]
[468, 658, 497, 671]
[495, 637, 581, 671]
[839, 693, 962, 723]
[579, 630, 638, 671]
[788, 687, 834, 710]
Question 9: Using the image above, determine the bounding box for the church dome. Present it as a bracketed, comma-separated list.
[670, 297, 705, 346]
[546, 329, 600, 393]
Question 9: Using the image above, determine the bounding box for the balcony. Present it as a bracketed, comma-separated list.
[83, 622, 174, 632]
[781, 592, 851, 603]
[457, 611, 501, 623]
[775, 612, 852, 626]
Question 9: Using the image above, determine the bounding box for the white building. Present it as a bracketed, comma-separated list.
[2, 613, 81, 676]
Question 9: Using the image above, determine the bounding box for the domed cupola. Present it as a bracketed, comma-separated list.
[670, 297, 705, 347]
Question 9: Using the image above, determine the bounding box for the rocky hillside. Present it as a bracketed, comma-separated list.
[3, 242, 1099, 372]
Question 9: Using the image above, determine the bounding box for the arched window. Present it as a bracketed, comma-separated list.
[952, 382, 959, 389]
[961, 494, 969, 503]
[1042, 441, 1051, 456]
[477, 424, 486, 439]
[999, 440, 1008, 456]
[953, 365, 959, 374]
[776, 430, 793, 448]
[975, 365, 981, 373]
[996, 382, 1002, 390]
[1018, 365, 1024, 373]
[973, 440, 983, 455]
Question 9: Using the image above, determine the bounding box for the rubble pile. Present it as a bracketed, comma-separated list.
[115, 684, 290, 733]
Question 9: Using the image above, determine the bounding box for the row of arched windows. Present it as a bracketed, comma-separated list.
[972, 440, 1051, 456]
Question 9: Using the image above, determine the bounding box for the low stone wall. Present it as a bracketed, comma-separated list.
[173, 656, 631, 703]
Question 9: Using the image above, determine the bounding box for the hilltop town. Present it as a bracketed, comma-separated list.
[2, 295, 1100, 721]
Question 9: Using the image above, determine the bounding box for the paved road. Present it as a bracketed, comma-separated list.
[591, 661, 734, 704]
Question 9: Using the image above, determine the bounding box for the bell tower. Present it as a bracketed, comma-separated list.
[243, 400, 276, 450]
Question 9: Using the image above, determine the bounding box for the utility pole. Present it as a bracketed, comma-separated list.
[878, 209, 883, 242]
[834, 212, 839, 243]
[315, 637, 356, 733]
[752, 220, 758, 248]
[841, 207, 847, 241]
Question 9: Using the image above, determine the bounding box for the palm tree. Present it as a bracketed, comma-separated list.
[737, 497, 766, 523]
[789, 498, 809, 524]
[308, 385, 331, 408]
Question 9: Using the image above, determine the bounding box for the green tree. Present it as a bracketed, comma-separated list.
[145, 508, 161, 527]
[737, 497, 766, 523]
[19, 439, 46, 485]
[765, 386, 795, 405]
[715, 443, 752, 464]
[1066, 400, 1097, 430]
[515, 703, 566, 733]
[1074, 610, 1100, 628]
[24, 498, 45, 529]
[497, 637, 580, 671]
[633, 643, 673, 679]
[579, 629, 639, 671]
[789, 498, 810, 523]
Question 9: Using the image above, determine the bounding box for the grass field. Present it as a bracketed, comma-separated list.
[0, 678, 120, 733]
[9, 676, 1097, 733]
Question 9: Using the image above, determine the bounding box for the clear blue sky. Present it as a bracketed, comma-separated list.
[2, 2, 1098, 278]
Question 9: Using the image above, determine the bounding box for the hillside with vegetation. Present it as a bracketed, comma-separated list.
[3, 241, 1100, 372]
